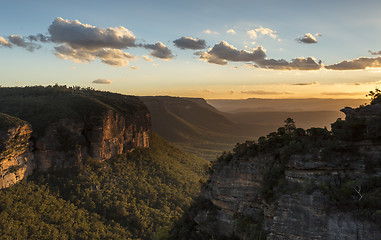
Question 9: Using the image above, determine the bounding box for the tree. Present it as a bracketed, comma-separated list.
[367, 88, 381, 105]
[284, 118, 296, 134]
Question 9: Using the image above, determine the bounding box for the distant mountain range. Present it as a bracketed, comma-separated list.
[207, 98, 367, 112]
[141, 96, 363, 161]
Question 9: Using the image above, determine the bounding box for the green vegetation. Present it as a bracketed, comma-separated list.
[0, 133, 208, 239]
[235, 214, 266, 240]
[322, 176, 381, 226]
[0, 85, 146, 136]
[0, 182, 129, 240]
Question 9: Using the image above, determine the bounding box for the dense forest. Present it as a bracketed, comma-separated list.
[0, 133, 208, 239]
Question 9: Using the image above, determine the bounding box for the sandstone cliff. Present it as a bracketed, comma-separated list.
[0, 86, 151, 188]
[0, 113, 34, 188]
[178, 105, 381, 240]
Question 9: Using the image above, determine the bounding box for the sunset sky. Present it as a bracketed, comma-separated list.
[1, 0, 381, 99]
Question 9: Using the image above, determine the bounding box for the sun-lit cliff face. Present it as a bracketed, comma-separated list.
[0, 113, 34, 189]
[171, 104, 381, 240]
[0, 86, 151, 188]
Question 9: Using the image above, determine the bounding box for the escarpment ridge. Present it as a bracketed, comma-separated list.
[0, 86, 150, 188]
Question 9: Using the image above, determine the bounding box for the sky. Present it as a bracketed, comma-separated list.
[1, 0, 381, 99]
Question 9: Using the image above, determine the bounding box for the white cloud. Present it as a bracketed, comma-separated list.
[247, 30, 257, 39]
[226, 29, 236, 35]
[203, 29, 219, 35]
[0, 36, 11, 47]
[248, 26, 278, 40]
[142, 55, 154, 62]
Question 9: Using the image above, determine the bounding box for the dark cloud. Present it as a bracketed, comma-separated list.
[28, 34, 50, 42]
[92, 79, 112, 84]
[325, 57, 381, 70]
[292, 82, 318, 86]
[197, 41, 266, 65]
[173, 37, 206, 50]
[241, 90, 293, 95]
[369, 50, 381, 55]
[297, 33, 318, 44]
[48, 17, 136, 50]
[143, 42, 173, 59]
[195, 51, 228, 65]
[196, 41, 321, 70]
[7, 35, 41, 51]
[256, 57, 322, 70]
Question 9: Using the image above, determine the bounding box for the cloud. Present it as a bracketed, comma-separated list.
[173, 37, 206, 50]
[27, 34, 50, 42]
[7, 35, 41, 51]
[292, 82, 318, 86]
[241, 90, 293, 95]
[48, 17, 136, 50]
[369, 50, 381, 55]
[203, 29, 219, 35]
[197, 41, 266, 65]
[320, 91, 365, 96]
[142, 55, 154, 62]
[143, 42, 173, 59]
[130, 66, 139, 70]
[196, 41, 321, 70]
[325, 57, 381, 70]
[298, 33, 318, 44]
[1, 18, 139, 66]
[0, 36, 11, 47]
[226, 29, 236, 35]
[255, 57, 322, 70]
[92, 79, 112, 84]
[55, 45, 95, 63]
[247, 30, 257, 39]
[247, 26, 278, 40]
[46, 17, 138, 66]
[94, 48, 134, 66]
[54, 44, 133, 66]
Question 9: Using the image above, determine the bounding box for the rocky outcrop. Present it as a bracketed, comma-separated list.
[188, 104, 381, 239]
[0, 114, 34, 188]
[34, 109, 150, 171]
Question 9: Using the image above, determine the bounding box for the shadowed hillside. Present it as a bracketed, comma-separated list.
[141, 96, 355, 161]
[208, 98, 367, 113]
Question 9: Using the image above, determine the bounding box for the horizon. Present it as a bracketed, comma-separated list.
[1, 0, 381, 99]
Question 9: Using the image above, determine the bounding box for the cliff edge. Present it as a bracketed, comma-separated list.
[0, 86, 151, 188]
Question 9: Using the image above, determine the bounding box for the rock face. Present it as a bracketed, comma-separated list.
[34, 109, 150, 171]
[0, 87, 151, 188]
[189, 104, 381, 240]
[0, 114, 34, 188]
